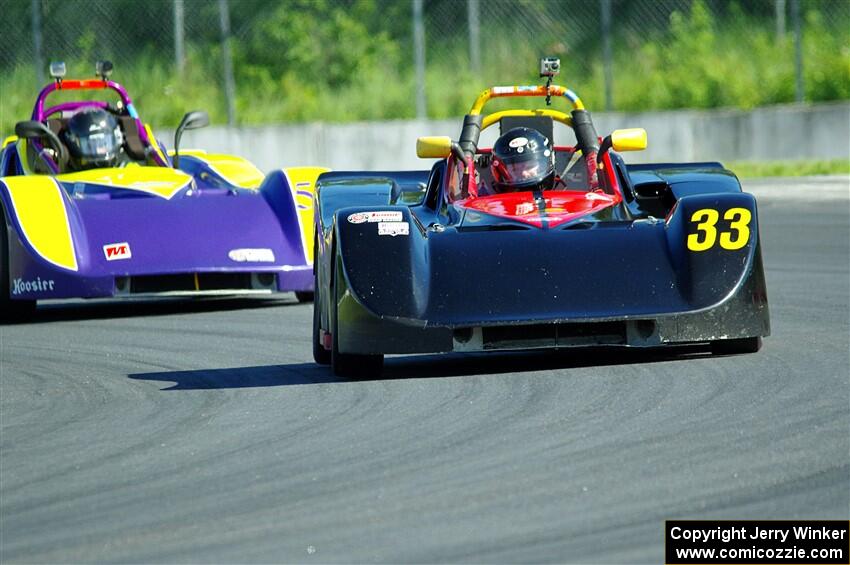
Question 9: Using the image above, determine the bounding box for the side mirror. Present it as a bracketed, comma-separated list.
[14, 120, 68, 166]
[416, 136, 453, 159]
[599, 128, 647, 158]
[173, 110, 209, 168]
[15, 120, 51, 139]
[611, 128, 647, 151]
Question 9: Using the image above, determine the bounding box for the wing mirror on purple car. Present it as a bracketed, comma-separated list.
[15, 120, 68, 165]
[14, 120, 51, 140]
[173, 110, 209, 169]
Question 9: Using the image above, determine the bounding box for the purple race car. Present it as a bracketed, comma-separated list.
[0, 62, 326, 320]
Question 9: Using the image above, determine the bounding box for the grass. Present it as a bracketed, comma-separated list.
[728, 159, 850, 178]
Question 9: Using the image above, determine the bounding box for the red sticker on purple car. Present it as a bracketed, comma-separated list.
[103, 242, 132, 261]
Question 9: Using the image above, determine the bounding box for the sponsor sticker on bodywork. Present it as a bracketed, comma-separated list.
[12, 277, 55, 295]
[347, 211, 404, 224]
[228, 248, 276, 262]
[378, 221, 409, 237]
[103, 242, 132, 261]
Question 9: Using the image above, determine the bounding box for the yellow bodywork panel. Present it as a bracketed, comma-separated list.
[282, 166, 330, 263]
[2, 135, 18, 149]
[196, 154, 266, 189]
[3, 176, 78, 271]
[57, 167, 193, 199]
[167, 150, 266, 189]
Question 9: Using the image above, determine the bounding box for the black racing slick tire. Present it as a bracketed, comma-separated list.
[312, 267, 330, 365]
[295, 291, 314, 303]
[331, 309, 383, 378]
[711, 336, 762, 355]
[330, 254, 383, 378]
[0, 204, 35, 323]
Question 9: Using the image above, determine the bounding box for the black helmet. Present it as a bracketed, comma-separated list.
[62, 108, 124, 170]
[490, 127, 555, 192]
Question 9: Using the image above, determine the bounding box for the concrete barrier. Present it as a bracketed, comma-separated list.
[161, 102, 849, 173]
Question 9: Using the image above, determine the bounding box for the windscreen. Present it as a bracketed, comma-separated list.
[466, 147, 601, 200]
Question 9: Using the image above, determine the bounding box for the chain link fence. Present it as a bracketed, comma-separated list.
[422, 0, 850, 114]
[1, 0, 847, 132]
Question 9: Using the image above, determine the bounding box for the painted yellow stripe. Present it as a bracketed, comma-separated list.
[283, 166, 330, 264]
[2, 135, 18, 149]
[144, 124, 168, 165]
[3, 176, 78, 271]
[57, 167, 192, 199]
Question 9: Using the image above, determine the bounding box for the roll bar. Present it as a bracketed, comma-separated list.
[469, 84, 585, 115]
[29, 78, 167, 167]
[459, 84, 597, 159]
[33, 79, 139, 121]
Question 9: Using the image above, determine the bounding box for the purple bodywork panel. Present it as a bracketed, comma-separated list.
[1, 173, 313, 301]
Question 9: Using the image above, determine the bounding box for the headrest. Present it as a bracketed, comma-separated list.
[119, 116, 147, 161]
[46, 118, 67, 137]
[499, 116, 554, 145]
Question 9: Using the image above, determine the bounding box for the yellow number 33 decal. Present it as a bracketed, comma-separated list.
[687, 207, 751, 251]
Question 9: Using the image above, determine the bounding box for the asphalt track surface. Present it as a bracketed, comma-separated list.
[1, 176, 848, 563]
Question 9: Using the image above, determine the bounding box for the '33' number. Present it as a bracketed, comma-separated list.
[687, 207, 751, 251]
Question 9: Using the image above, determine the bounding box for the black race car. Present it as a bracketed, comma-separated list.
[310, 72, 769, 377]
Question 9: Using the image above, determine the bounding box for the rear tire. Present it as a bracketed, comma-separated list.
[711, 336, 762, 355]
[330, 256, 383, 378]
[0, 207, 35, 323]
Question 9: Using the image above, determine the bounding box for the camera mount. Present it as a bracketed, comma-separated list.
[539, 57, 561, 106]
[96, 60, 114, 81]
[49, 61, 66, 85]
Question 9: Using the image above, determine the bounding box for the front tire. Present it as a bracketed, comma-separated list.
[330, 255, 383, 378]
[331, 311, 383, 378]
[0, 207, 35, 323]
[711, 336, 762, 355]
[312, 266, 330, 365]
